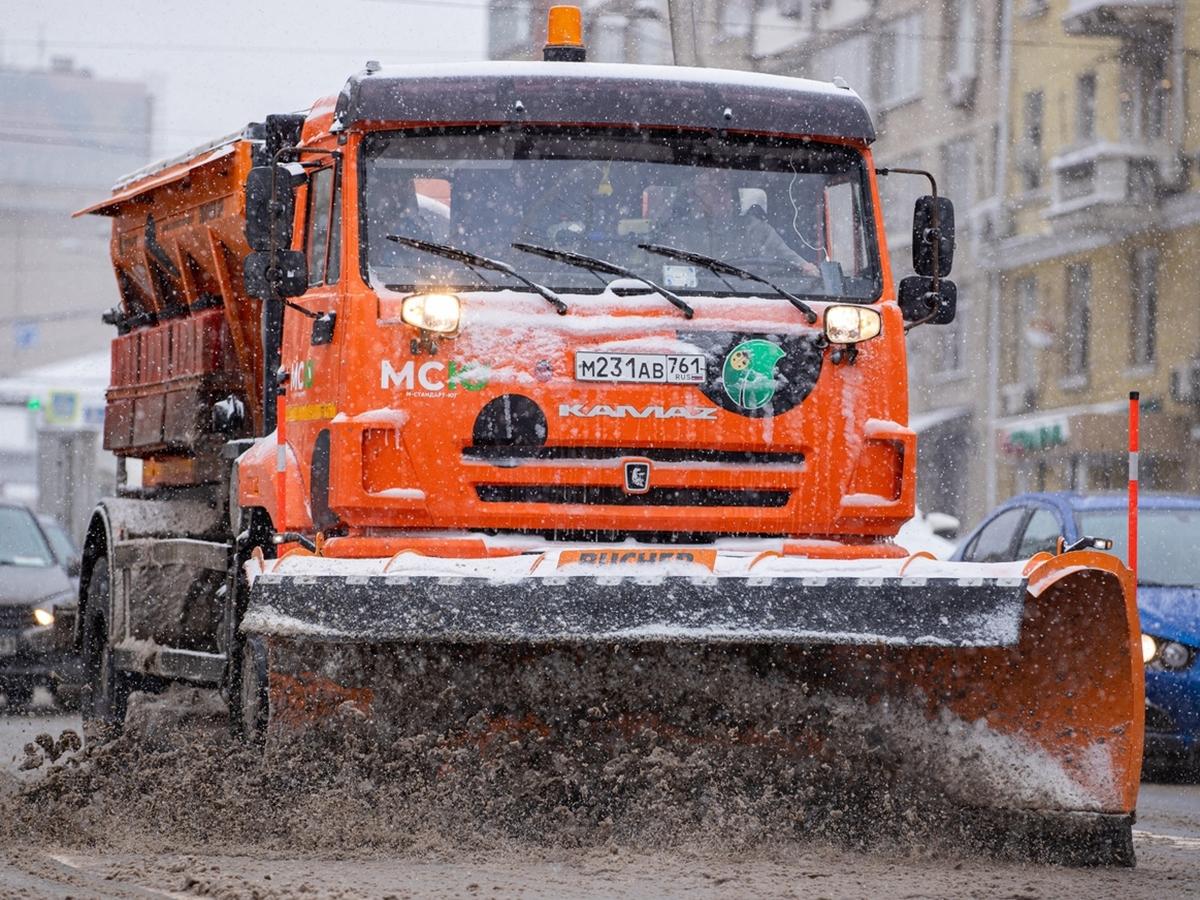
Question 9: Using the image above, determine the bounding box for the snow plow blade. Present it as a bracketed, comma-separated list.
[242, 547, 1143, 866]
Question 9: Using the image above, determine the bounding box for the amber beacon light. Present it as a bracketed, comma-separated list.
[544, 5, 586, 61]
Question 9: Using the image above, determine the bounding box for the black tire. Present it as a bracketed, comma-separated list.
[238, 636, 269, 742]
[81, 559, 128, 737]
[3, 683, 34, 711]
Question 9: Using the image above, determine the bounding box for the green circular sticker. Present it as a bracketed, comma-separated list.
[721, 339, 786, 410]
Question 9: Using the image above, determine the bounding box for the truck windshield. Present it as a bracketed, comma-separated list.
[360, 127, 881, 302]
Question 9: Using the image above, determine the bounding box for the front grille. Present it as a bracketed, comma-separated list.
[475, 485, 791, 508]
[1145, 702, 1176, 734]
[465, 445, 805, 466]
[0, 607, 32, 630]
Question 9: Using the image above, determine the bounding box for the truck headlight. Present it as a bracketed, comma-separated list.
[33, 608, 54, 627]
[824, 306, 881, 344]
[401, 293, 460, 334]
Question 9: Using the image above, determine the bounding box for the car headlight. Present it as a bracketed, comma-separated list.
[824, 306, 882, 344]
[401, 293, 460, 334]
[33, 608, 54, 627]
[1142, 634, 1195, 671]
[1141, 633, 1157, 664]
[1158, 640, 1192, 671]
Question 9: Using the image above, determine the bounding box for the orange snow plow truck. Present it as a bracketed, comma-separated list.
[75, 8, 1142, 865]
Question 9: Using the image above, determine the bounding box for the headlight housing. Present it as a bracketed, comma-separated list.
[1158, 640, 1192, 671]
[400, 293, 460, 334]
[1143, 633, 1195, 671]
[824, 306, 882, 344]
[33, 608, 54, 627]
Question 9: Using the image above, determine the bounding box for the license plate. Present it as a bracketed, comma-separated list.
[574, 351, 706, 384]
[0, 635, 16, 657]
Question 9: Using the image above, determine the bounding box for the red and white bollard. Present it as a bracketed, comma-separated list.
[1128, 391, 1139, 581]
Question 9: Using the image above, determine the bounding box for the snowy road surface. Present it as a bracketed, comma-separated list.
[1, 698, 1197, 898]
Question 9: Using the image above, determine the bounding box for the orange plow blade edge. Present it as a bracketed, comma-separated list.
[242, 548, 1143, 865]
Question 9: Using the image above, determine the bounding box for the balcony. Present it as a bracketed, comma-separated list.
[1043, 141, 1173, 229]
[1063, 0, 1175, 37]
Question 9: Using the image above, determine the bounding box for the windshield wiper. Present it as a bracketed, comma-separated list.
[512, 242, 694, 319]
[387, 236, 567, 315]
[638, 243, 818, 324]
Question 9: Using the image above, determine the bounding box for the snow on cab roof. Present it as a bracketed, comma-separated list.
[332, 60, 875, 143]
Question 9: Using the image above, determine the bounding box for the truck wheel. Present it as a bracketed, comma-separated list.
[81, 559, 128, 738]
[239, 636, 269, 742]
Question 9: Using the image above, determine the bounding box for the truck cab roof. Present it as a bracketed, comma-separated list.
[331, 60, 875, 144]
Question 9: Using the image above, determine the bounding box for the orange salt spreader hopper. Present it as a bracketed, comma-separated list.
[74, 5, 1143, 865]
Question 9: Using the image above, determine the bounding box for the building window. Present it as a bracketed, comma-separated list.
[592, 14, 629, 63]
[878, 154, 922, 248]
[1076, 72, 1096, 143]
[1120, 51, 1168, 141]
[719, 0, 753, 38]
[1012, 275, 1038, 380]
[940, 135, 975, 214]
[1129, 247, 1158, 367]
[1019, 90, 1043, 191]
[946, 0, 978, 79]
[933, 297, 966, 376]
[815, 34, 873, 105]
[877, 12, 923, 107]
[488, 0, 533, 56]
[778, 0, 805, 18]
[1064, 263, 1091, 378]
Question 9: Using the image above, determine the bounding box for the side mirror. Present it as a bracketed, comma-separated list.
[66, 557, 81, 579]
[925, 512, 961, 540]
[244, 250, 308, 299]
[899, 275, 957, 325]
[245, 164, 301, 252]
[912, 196, 955, 277]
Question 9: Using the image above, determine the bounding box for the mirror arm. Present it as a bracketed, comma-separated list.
[876, 166, 941, 294]
[264, 147, 342, 291]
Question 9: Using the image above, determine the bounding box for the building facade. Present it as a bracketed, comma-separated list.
[0, 58, 152, 377]
[983, 0, 1199, 501]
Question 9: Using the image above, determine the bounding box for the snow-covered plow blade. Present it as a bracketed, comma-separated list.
[242, 547, 1143, 865]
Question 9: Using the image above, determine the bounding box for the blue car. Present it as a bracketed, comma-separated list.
[952, 492, 1200, 777]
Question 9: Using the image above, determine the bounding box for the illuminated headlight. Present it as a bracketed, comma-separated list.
[824, 306, 882, 344]
[1158, 640, 1192, 671]
[401, 293, 460, 334]
[33, 608, 54, 627]
[1141, 633, 1157, 663]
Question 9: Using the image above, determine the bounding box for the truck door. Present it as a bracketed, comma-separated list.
[281, 160, 343, 531]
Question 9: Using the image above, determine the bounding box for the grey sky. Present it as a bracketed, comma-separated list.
[2, 0, 488, 160]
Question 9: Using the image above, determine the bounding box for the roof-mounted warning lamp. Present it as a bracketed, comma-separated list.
[544, 5, 586, 62]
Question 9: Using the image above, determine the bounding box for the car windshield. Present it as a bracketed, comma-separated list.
[1077, 508, 1200, 587]
[39, 518, 77, 567]
[360, 127, 881, 301]
[0, 507, 54, 567]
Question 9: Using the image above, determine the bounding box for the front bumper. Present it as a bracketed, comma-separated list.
[0, 622, 81, 687]
[1144, 667, 1200, 764]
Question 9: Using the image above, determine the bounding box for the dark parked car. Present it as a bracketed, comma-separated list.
[0, 501, 79, 709]
[38, 514, 82, 586]
[952, 492, 1200, 776]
